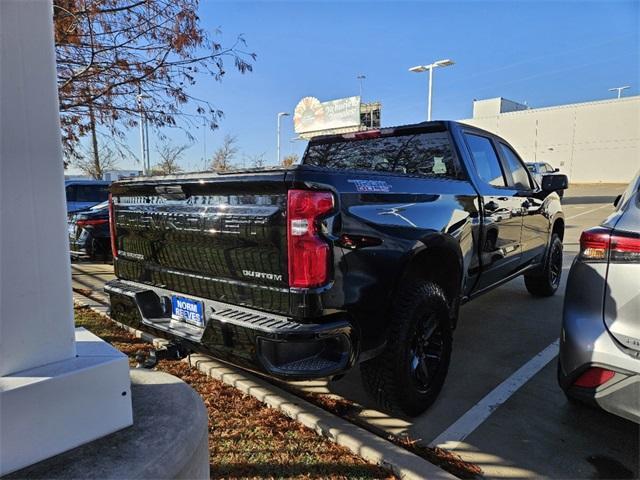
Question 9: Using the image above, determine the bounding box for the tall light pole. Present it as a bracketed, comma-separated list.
[357, 74, 366, 99]
[277, 112, 289, 165]
[608, 85, 630, 99]
[202, 116, 207, 170]
[136, 93, 151, 174]
[409, 59, 455, 121]
[136, 94, 146, 174]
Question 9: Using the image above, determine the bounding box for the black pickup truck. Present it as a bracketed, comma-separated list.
[106, 121, 567, 415]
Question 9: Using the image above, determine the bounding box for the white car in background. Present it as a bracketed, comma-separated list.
[526, 162, 567, 198]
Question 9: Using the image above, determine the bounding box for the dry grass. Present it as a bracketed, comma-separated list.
[74, 306, 394, 480]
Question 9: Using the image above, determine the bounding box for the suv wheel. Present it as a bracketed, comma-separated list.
[525, 233, 563, 297]
[360, 280, 452, 416]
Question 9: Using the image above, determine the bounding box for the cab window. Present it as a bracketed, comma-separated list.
[464, 133, 506, 187]
[498, 143, 532, 190]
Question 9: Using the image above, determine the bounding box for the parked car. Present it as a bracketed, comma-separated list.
[105, 121, 568, 415]
[526, 162, 566, 198]
[65, 179, 110, 213]
[559, 171, 640, 423]
[68, 201, 111, 260]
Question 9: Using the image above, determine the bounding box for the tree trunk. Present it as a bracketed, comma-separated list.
[88, 101, 101, 179]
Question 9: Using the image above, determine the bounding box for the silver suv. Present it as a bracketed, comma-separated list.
[559, 172, 640, 423]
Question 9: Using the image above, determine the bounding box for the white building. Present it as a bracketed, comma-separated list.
[461, 95, 640, 183]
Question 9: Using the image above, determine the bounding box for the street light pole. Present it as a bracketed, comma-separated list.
[202, 116, 207, 170]
[608, 85, 630, 99]
[357, 74, 366, 99]
[427, 65, 434, 121]
[277, 112, 289, 165]
[136, 94, 147, 175]
[409, 59, 455, 121]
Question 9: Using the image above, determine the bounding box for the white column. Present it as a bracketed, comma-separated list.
[0, 0, 76, 377]
[0, 1, 132, 475]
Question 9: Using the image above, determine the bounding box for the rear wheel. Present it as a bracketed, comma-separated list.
[360, 280, 452, 416]
[525, 233, 563, 297]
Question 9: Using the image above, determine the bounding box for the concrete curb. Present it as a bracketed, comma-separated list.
[73, 291, 456, 480]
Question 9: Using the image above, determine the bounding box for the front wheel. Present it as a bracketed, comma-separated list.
[360, 280, 452, 416]
[525, 233, 563, 297]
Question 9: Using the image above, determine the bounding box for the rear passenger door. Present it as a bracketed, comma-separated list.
[462, 132, 524, 291]
[497, 142, 548, 265]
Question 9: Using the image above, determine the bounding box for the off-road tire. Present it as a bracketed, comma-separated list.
[525, 233, 563, 297]
[360, 280, 452, 416]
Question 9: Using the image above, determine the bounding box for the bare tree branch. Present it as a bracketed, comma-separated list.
[152, 140, 188, 174]
[210, 134, 238, 171]
[55, 0, 255, 159]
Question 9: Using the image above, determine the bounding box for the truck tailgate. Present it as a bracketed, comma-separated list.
[110, 171, 291, 315]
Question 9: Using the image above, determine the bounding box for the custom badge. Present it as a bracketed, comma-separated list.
[348, 179, 392, 193]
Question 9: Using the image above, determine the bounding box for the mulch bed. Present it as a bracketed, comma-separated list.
[75, 306, 394, 480]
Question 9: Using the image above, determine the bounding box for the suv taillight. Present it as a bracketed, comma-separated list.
[76, 218, 108, 228]
[579, 227, 640, 263]
[573, 367, 615, 388]
[287, 190, 334, 288]
[108, 193, 118, 259]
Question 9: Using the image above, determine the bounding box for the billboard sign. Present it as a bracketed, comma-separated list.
[294, 96, 361, 134]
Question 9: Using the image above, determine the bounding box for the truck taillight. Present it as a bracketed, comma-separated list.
[580, 227, 640, 263]
[108, 193, 118, 259]
[287, 190, 334, 288]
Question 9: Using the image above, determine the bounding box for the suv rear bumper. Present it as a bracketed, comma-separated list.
[104, 279, 356, 380]
[559, 260, 640, 423]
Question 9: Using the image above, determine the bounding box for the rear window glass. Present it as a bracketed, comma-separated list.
[304, 132, 462, 179]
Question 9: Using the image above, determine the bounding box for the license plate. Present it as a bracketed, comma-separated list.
[171, 295, 204, 327]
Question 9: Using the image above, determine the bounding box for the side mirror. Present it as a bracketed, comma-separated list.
[542, 174, 568, 193]
[554, 168, 560, 172]
[613, 194, 622, 208]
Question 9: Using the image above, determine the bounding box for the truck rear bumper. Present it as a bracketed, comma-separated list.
[104, 279, 356, 380]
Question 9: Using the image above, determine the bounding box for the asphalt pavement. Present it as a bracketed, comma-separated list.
[71, 183, 639, 479]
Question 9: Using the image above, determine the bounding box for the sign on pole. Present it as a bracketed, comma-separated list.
[294, 96, 361, 136]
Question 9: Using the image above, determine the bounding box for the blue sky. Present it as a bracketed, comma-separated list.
[83, 0, 639, 173]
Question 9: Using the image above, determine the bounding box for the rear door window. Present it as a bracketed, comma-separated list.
[65, 185, 77, 202]
[75, 184, 109, 202]
[304, 131, 462, 179]
[463, 133, 506, 187]
[498, 143, 532, 190]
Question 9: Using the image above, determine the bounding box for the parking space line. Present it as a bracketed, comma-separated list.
[564, 204, 611, 220]
[429, 339, 560, 451]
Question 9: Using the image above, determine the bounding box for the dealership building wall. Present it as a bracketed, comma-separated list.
[461, 96, 640, 183]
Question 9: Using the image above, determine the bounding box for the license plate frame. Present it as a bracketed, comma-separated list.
[171, 295, 204, 327]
